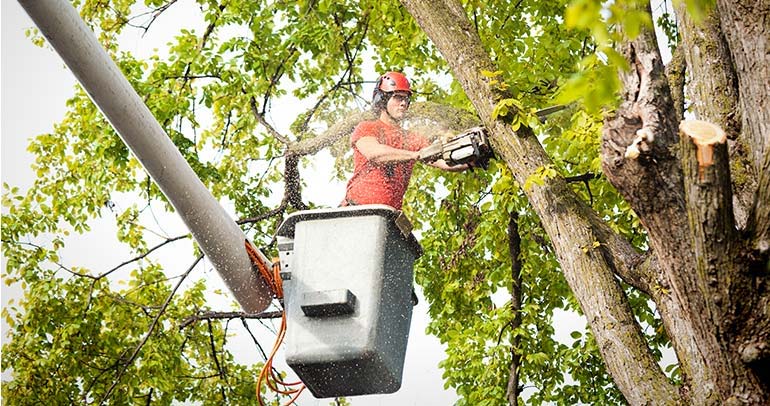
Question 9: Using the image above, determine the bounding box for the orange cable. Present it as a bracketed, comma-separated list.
[245, 240, 303, 404]
[256, 311, 305, 405]
[244, 240, 282, 299]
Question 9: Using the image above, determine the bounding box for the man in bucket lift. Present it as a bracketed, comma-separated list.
[341, 71, 471, 210]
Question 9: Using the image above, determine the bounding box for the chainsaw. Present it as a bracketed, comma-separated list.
[418, 126, 494, 169]
[416, 105, 568, 169]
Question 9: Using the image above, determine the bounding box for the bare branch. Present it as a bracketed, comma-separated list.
[237, 203, 288, 225]
[206, 320, 228, 403]
[248, 95, 290, 145]
[125, 0, 179, 36]
[98, 234, 190, 279]
[179, 310, 283, 330]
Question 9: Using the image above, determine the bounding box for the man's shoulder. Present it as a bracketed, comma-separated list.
[351, 120, 384, 144]
[354, 119, 385, 132]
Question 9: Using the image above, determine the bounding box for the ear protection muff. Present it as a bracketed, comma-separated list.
[371, 75, 390, 113]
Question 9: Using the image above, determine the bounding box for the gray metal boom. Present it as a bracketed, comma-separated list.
[18, 0, 272, 313]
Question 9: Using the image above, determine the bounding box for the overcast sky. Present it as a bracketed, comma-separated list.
[1, 1, 461, 405]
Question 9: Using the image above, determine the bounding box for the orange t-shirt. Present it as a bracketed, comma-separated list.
[343, 120, 429, 210]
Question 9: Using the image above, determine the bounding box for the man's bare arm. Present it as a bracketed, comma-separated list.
[356, 136, 471, 171]
[355, 136, 419, 163]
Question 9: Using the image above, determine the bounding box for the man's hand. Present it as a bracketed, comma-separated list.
[417, 143, 443, 162]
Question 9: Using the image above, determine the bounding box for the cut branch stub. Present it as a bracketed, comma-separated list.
[680, 120, 727, 167]
[680, 120, 727, 179]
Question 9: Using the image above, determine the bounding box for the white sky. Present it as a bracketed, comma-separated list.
[0, 1, 459, 405]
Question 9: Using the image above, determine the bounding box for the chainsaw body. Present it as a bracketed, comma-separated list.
[418, 126, 494, 169]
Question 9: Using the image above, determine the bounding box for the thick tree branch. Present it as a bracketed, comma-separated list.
[675, 2, 754, 229]
[715, 0, 770, 173]
[603, 6, 735, 402]
[398, 0, 678, 403]
[179, 310, 283, 330]
[603, 2, 769, 403]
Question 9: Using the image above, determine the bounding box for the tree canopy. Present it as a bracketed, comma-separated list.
[3, 0, 768, 405]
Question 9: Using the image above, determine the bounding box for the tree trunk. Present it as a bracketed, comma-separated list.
[400, 0, 770, 404]
[399, 0, 680, 404]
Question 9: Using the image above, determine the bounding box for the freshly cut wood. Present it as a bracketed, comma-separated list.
[680, 120, 726, 168]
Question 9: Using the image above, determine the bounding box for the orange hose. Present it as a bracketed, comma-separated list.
[256, 312, 305, 405]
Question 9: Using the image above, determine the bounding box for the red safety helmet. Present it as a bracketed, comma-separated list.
[372, 71, 411, 113]
[377, 71, 411, 94]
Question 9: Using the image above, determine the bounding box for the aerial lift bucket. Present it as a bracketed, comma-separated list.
[275, 205, 422, 398]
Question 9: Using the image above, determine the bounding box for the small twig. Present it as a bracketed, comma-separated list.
[207, 320, 228, 403]
[124, 0, 179, 36]
[98, 234, 190, 279]
[248, 95, 290, 144]
[565, 173, 597, 206]
[236, 203, 287, 225]
[240, 317, 286, 381]
[240, 319, 269, 361]
[99, 255, 203, 405]
[564, 173, 597, 183]
[145, 388, 153, 406]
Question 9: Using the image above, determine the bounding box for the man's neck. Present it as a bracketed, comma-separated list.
[379, 112, 401, 127]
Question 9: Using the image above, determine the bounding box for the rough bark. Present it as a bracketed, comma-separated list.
[714, 0, 770, 394]
[675, 1, 753, 229]
[665, 46, 686, 121]
[399, 0, 680, 404]
[716, 0, 770, 258]
[400, 0, 770, 404]
[602, 2, 768, 404]
[715, 0, 770, 173]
